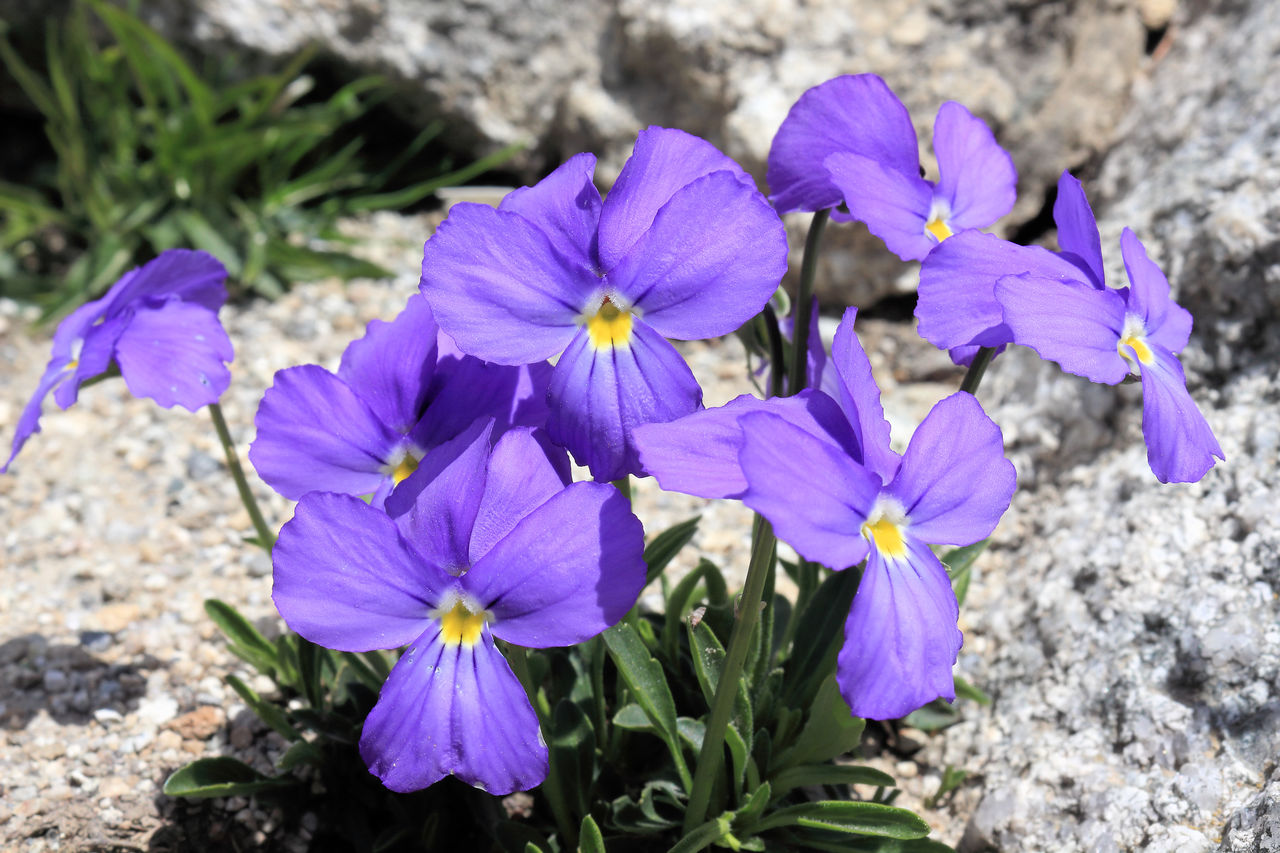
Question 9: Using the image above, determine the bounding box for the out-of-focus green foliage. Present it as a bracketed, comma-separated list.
[0, 0, 517, 319]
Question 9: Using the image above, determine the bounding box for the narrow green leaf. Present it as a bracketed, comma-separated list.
[224, 674, 300, 742]
[769, 764, 896, 799]
[276, 739, 324, 771]
[666, 815, 734, 853]
[902, 700, 960, 732]
[163, 757, 293, 799]
[173, 210, 242, 275]
[954, 675, 991, 705]
[578, 815, 605, 853]
[942, 539, 987, 608]
[550, 699, 594, 816]
[782, 566, 860, 708]
[203, 599, 277, 677]
[773, 675, 864, 770]
[661, 559, 711, 661]
[344, 142, 525, 212]
[602, 622, 691, 791]
[643, 516, 700, 587]
[752, 800, 930, 839]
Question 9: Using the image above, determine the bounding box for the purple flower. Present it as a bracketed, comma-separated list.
[250, 294, 553, 504]
[994, 228, 1224, 483]
[419, 127, 788, 482]
[917, 171, 1224, 483]
[4, 249, 232, 472]
[767, 74, 1017, 260]
[271, 420, 646, 794]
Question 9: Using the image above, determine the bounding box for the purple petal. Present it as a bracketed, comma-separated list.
[738, 411, 882, 570]
[337, 295, 438, 434]
[886, 392, 1015, 545]
[464, 482, 644, 647]
[932, 101, 1017, 231]
[608, 171, 787, 340]
[1120, 228, 1192, 354]
[113, 300, 233, 410]
[946, 343, 1007, 368]
[836, 539, 961, 720]
[634, 390, 857, 500]
[411, 351, 551, 450]
[547, 322, 702, 482]
[499, 152, 603, 270]
[597, 127, 753, 270]
[2, 362, 73, 473]
[468, 428, 572, 564]
[1138, 347, 1224, 483]
[420, 203, 593, 364]
[272, 492, 451, 651]
[916, 231, 1090, 352]
[250, 365, 402, 500]
[102, 249, 228, 316]
[1052, 172, 1105, 289]
[829, 307, 899, 482]
[56, 315, 127, 409]
[360, 623, 547, 794]
[995, 272, 1129, 384]
[767, 74, 919, 214]
[387, 419, 493, 572]
[825, 151, 935, 261]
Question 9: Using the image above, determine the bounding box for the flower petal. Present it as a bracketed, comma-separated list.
[1120, 228, 1192, 354]
[360, 623, 547, 794]
[411, 351, 552, 451]
[272, 492, 451, 651]
[916, 231, 1084, 352]
[465, 481, 644, 647]
[836, 540, 961, 720]
[597, 127, 753, 270]
[386, 419, 493, 572]
[1052, 172, 1105, 289]
[547, 322, 702, 482]
[499, 152, 603, 270]
[887, 392, 1015, 545]
[337, 295, 439, 434]
[250, 365, 402, 500]
[1138, 347, 1224, 483]
[608, 171, 787, 340]
[825, 151, 935, 261]
[994, 272, 1129, 384]
[468, 428, 572, 564]
[101, 249, 228, 316]
[932, 101, 1017, 231]
[829, 307, 899, 482]
[767, 74, 919, 214]
[2, 361, 73, 473]
[113, 300, 233, 410]
[634, 390, 856, 500]
[57, 315, 127, 409]
[420, 203, 592, 364]
[739, 411, 881, 570]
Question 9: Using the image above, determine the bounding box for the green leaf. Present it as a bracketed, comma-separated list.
[577, 815, 605, 853]
[781, 566, 860, 709]
[661, 558, 714, 661]
[942, 540, 987, 608]
[163, 757, 293, 799]
[643, 516, 700, 587]
[549, 699, 595, 815]
[601, 622, 691, 791]
[276, 739, 324, 772]
[954, 675, 991, 706]
[172, 209, 243, 275]
[769, 764, 895, 799]
[203, 599, 278, 678]
[752, 800, 930, 839]
[902, 700, 960, 733]
[224, 674, 300, 742]
[773, 675, 864, 770]
[667, 815, 734, 853]
[925, 764, 968, 809]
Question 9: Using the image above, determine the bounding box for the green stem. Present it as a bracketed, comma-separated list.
[612, 474, 632, 503]
[682, 515, 776, 834]
[959, 346, 997, 396]
[208, 402, 276, 550]
[762, 304, 787, 400]
[786, 208, 830, 397]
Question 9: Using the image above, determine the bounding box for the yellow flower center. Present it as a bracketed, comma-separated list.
[861, 516, 907, 558]
[925, 215, 953, 243]
[391, 454, 418, 485]
[1118, 315, 1154, 367]
[586, 298, 634, 349]
[438, 600, 487, 647]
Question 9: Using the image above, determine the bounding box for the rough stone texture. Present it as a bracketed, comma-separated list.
[921, 1, 1280, 850]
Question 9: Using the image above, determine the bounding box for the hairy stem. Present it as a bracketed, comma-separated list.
[208, 402, 275, 550]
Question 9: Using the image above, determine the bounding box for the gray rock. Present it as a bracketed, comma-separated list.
[1219, 770, 1280, 853]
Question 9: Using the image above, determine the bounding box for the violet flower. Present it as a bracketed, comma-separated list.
[272, 420, 645, 793]
[250, 294, 553, 505]
[918, 171, 1224, 483]
[419, 127, 788, 482]
[4, 249, 232, 472]
[767, 74, 1017, 261]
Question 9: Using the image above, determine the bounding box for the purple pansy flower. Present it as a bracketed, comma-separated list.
[250, 294, 554, 505]
[767, 74, 1017, 261]
[918, 171, 1224, 483]
[272, 420, 646, 794]
[4, 249, 232, 472]
[419, 126, 788, 482]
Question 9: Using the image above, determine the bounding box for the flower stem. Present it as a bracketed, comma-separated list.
[612, 474, 632, 502]
[960, 346, 997, 396]
[682, 514, 776, 834]
[208, 402, 275, 551]
[786, 208, 830, 397]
